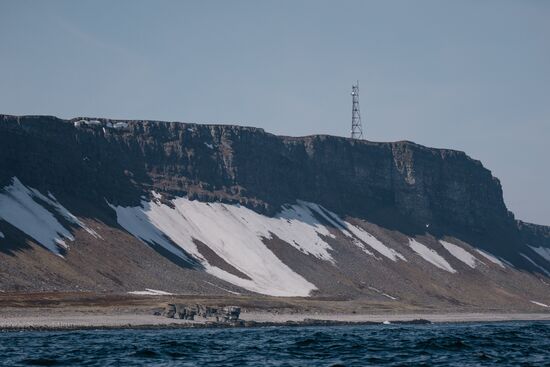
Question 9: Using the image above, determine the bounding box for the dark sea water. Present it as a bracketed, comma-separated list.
[1, 321, 549, 366]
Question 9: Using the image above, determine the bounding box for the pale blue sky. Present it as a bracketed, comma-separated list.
[1, 0, 549, 225]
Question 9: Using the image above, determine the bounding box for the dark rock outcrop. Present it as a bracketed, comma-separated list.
[0, 114, 548, 284]
[0, 114, 520, 235]
[162, 304, 176, 318]
[517, 221, 550, 248]
[221, 306, 241, 322]
[162, 304, 240, 322]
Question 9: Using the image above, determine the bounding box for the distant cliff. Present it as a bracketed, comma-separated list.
[0, 115, 515, 234]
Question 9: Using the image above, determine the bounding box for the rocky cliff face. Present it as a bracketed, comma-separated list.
[0, 115, 514, 234]
[0, 114, 548, 306]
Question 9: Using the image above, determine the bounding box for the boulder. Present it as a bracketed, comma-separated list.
[175, 304, 196, 320]
[160, 303, 240, 322]
[196, 305, 218, 318]
[222, 306, 241, 321]
[162, 304, 176, 318]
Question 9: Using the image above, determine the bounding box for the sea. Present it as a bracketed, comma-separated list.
[0, 321, 549, 366]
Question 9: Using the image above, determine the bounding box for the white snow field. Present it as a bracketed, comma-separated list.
[475, 249, 506, 268]
[530, 246, 550, 263]
[0, 177, 99, 256]
[344, 223, 406, 261]
[300, 201, 406, 261]
[128, 289, 174, 296]
[111, 194, 408, 296]
[368, 287, 398, 300]
[439, 240, 483, 268]
[409, 239, 457, 273]
[530, 301, 550, 308]
[520, 253, 550, 277]
[4, 177, 533, 297]
[111, 196, 325, 296]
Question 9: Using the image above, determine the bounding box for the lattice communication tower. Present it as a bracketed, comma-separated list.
[351, 81, 363, 139]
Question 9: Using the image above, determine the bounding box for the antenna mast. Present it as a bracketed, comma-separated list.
[351, 81, 363, 139]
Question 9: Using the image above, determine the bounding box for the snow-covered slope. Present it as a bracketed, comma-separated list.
[110, 195, 322, 296]
[475, 249, 506, 268]
[408, 239, 456, 273]
[439, 240, 483, 269]
[1, 175, 549, 304]
[0, 177, 99, 256]
[109, 193, 410, 296]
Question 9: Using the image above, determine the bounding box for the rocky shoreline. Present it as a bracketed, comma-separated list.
[2, 312, 550, 332]
[1, 293, 548, 333]
[0, 318, 433, 332]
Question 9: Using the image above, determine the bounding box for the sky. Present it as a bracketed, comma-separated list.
[0, 0, 549, 225]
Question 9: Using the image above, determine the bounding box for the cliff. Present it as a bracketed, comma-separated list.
[0, 115, 515, 234]
[0, 114, 548, 305]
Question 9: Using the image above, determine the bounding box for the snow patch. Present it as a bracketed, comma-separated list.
[83, 119, 101, 126]
[520, 253, 550, 277]
[128, 289, 174, 296]
[368, 286, 398, 300]
[500, 258, 516, 268]
[475, 249, 505, 268]
[271, 203, 335, 261]
[530, 301, 550, 308]
[74, 119, 101, 127]
[0, 178, 73, 254]
[113, 122, 128, 129]
[529, 246, 550, 263]
[0, 177, 99, 255]
[439, 240, 482, 268]
[110, 197, 337, 296]
[74, 119, 127, 130]
[409, 239, 457, 273]
[112, 195, 410, 296]
[29, 190, 100, 239]
[204, 142, 214, 149]
[110, 200, 195, 261]
[0, 231, 4, 239]
[302, 202, 405, 261]
[345, 222, 406, 261]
